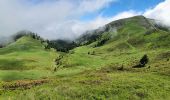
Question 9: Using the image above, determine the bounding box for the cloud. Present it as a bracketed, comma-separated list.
[77, 0, 114, 13]
[0, 0, 116, 40]
[71, 10, 140, 37]
[0, 0, 169, 41]
[144, 0, 170, 26]
[40, 9, 140, 40]
[82, 0, 170, 36]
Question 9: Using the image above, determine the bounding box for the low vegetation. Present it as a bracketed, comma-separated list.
[0, 16, 170, 100]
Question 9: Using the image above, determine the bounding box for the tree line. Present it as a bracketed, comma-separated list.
[12, 30, 78, 52]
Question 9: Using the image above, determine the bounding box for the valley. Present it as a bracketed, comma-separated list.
[0, 16, 170, 100]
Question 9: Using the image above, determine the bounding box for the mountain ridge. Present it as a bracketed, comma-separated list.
[1, 15, 169, 52]
[76, 15, 170, 49]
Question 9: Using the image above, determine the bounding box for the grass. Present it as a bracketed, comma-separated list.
[0, 70, 54, 81]
[0, 36, 58, 81]
[0, 16, 170, 99]
[0, 36, 58, 70]
[1, 70, 170, 100]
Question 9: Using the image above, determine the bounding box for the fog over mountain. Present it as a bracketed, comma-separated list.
[0, 0, 169, 40]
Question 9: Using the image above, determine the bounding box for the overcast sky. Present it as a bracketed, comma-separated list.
[0, 0, 169, 40]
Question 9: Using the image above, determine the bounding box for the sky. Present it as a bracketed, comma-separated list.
[0, 0, 169, 40]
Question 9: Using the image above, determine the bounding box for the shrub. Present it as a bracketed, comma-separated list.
[133, 54, 149, 68]
[140, 54, 149, 66]
[88, 52, 90, 55]
[0, 44, 4, 48]
[95, 38, 109, 47]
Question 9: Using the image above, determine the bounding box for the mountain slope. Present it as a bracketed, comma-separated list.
[59, 16, 170, 71]
[0, 36, 57, 70]
[77, 16, 170, 48]
[0, 16, 170, 100]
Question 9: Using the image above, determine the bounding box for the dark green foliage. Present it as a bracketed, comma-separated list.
[148, 66, 151, 68]
[88, 52, 90, 55]
[13, 31, 77, 52]
[13, 30, 44, 43]
[44, 45, 51, 50]
[95, 38, 110, 47]
[47, 40, 77, 52]
[0, 44, 4, 48]
[13, 31, 27, 41]
[76, 30, 104, 45]
[133, 54, 149, 68]
[140, 54, 149, 65]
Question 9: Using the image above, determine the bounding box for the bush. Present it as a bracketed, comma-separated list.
[0, 44, 4, 48]
[140, 54, 149, 66]
[133, 54, 149, 68]
[95, 38, 109, 47]
[88, 52, 90, 55]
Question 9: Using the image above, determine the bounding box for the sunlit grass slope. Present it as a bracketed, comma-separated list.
[0, 16, 170, 100]
[0, 36, 58, 81]
[0, 36, 57, 70]
[59, 16, 170, 74]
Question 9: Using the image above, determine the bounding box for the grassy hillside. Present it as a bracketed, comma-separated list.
[0, 16, 170, 100]
[59, 16, 170, 72]
[0, 36, 58, 81]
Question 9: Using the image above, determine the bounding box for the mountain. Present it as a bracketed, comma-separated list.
[59, 15, 170, 69]
[77, 15, 170, 48]
[0, 15, 170, 100]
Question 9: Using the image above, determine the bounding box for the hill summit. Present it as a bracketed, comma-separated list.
[76, 15, 170, 49]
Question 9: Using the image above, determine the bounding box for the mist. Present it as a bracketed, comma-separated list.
[0, 0, 116, 40]
[0, 0, 170, 45]
[144, 0, 170, 27]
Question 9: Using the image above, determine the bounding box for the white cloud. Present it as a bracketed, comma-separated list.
[77, 0, 114, 13]
[71, 10, 140, 37]
[0, 0, 116, 40]
[82, 0, 170, 36]
[144, 0, 170, 26]
[0, 0, 169, 40]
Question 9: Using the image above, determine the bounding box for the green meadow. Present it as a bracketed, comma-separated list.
[0, 16, 170, 100]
